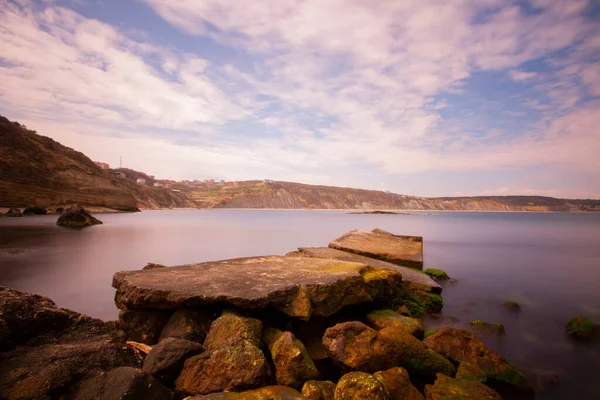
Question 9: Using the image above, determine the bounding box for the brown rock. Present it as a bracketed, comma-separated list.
[160, 308, 214, 343]
[119, 308, 171, 345]
[373, 367, 424, 400]
[4, 207, 22, 217]
[501, 301, 521, 313]
[322, 322, 455, 380]
[113, 256, 404, 320]
[328, 229, 423, 270]
[203, 310, 263, 350]
[142, 337, 204, 385]
[56, 205, 102, 227]
[174, 342, 270, 396]
[366, 309, 424, 339]
[424, 373, 501, 400]
[334, 371, 391, 400]
[301, 380, 336, 400]
[186, 385, 305, 399]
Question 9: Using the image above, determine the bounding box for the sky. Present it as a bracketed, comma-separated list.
[1, 0, 599, 198]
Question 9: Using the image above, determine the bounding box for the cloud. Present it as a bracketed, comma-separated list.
[509, 70, 540, 81]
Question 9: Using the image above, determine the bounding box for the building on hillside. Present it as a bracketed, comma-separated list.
[136, 178, 146, 185]
[263, 179, 274, 184]
[115, 171, 126, 179]
[154, 182, 163, 187]
[95, 161, 110, 170]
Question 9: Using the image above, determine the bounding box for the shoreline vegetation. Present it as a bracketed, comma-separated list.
[2, 114, 599, 214]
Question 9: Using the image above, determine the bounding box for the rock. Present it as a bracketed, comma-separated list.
[119, 308, 171, 345]
[160, 309, 214, 343]
[328, 229, 423, 270]
[534, 370, 561, 391]
[291, 247, 440, 295]
[366, 309, 424, 339]
[396, 305, 412, 316]
[263, 328, 320, 389]
[424, 329, 437, 339]
[467, 320, 506, 337]
[401, 292, 443, 318]
[423, 269, 449, 282]
[68, 366, 173, 400]
[187, 385, 305, 399]
[424, 373, 502, 400]
[322, 321, 455, 380]
[501, 301, 521, 313]
[56, 205, 102, 227]
[174, 342, 270, 396]
[142, 337, 204, 385]
[423, 327, 531, 395]
[565, 316, 598, 340]
[4, 207, 22, 217]
[334, 371, 391, 400]
[456, 362, 487, 383]
[23, 205, 48, 215]
[373, 367, 424, 400]
[204, 310, 263, 350]
[144, 263, 168, 270]
[0, 336, 144, 400]
[301, 380, 336, 400]
[113, 256, 404, 320]
[127, 340, 153, 354]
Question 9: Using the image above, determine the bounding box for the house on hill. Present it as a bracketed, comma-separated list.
[115, 171, 126, 179]
[136, 178, 146, 185]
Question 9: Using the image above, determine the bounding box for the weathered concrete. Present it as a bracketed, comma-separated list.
[113, 256, 404, 320]
[328, 229, 424, 270]
[290, 247, 440, 294]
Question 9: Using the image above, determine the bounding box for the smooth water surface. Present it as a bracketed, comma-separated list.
[1, 210, 599, 398]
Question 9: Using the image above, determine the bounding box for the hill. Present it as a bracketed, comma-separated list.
[0, 116, 190, 210]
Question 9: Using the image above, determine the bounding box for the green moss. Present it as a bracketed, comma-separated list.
[468, 320, 506, 336]
[566, 316, 598, 340]
[489, 365, 528, 387]
[424, 329, 437, 338]
[424, 268, 450, 280]
[362, 268, 397, 282]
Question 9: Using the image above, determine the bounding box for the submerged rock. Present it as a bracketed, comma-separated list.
[113, 256, 404, 320]
[263, 328, 320, 389]
[329, 228, 424, 270]
[4, 207, 22, 217]
[23, 205, 47, 215]
[142, 337, 203, 385]
[423, 327, 532, 396]
[501, 301, 522, 313]
[301, 380, 336, 400]
[467, 320, 506, 337]
[566, 316, 598, 340]
[56, 205, 102, 227]
[424, 373, 502, 400]
[174, 342, 270, 396]
[322, 321, 455, 380]
[69, 366, 173, 400]
[160, 308, 214, 343]
[366, 309, 424, 339]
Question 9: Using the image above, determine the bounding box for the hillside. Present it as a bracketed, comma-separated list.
[0, 116, 190, 210]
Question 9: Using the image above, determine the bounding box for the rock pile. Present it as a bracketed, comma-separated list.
[0, 228, 533, 399]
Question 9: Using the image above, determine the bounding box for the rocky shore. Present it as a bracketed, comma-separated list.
[0, 228, 540, 399]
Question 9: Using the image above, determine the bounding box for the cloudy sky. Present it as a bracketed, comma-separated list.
[1, 0, 599, 198]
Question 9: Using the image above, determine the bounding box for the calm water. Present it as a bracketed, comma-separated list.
[1, 210, 599, 398]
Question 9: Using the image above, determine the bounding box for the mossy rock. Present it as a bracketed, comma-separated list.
[424, 329, 437, 339]
[203, 310, 263, 350]
[468, 320, 505, 337]
[423, 268, 449, 282]
[366, 309, 424, 339]
[301, 380, 336, 400]
[401, 292, 443, 318]
[334, 372, 391, 400]
[425, 373, 502, 399]
[566, 316, 598, 340]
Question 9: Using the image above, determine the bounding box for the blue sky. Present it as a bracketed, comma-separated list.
[1, 0, 599, 198]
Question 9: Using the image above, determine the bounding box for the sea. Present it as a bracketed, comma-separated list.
[1, 210, 599, 399]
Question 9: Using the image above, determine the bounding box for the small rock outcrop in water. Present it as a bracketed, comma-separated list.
[329, 228, 424, 270]
[0, 228, 534, 400]
[23, 205, 47, 215]
[424, 268, 450, 282]
[56, 204, 103, 227]
[565, 316, 598, 340]
[501, 301, 522, 313]
[467, 320, 506, 337]
[4, 207, 22, 217]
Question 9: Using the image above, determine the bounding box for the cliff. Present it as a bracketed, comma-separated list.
[0, 116, 190, 210]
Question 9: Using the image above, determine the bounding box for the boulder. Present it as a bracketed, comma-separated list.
[290, 247, 440, 295]
[566, 316, 598, 340]
[142, 337, 204, 385]
[174, 342, 270, 396]
[423, 327, 531, 395]
[203, 310, 263, 350]
[160, 309, 214, 343]
[23, 205, 48, 215]
[396, 305, 412, 317]
[186, 386, 305, 399]
[263, 328, 320, 389]
[322, 321, 455, 380]
[4, 207, 22, 217]
[334, 372, 391, 400]
[424, 373, 502, 400]
[301, 380, 336, 400]
[467, 320, 505, 337]
[423, 269, 449, 283]
[68, 366, 173, 400]
[373, 367, 424, 400]
[119, 308, 171, 345]
[329, 229, 423, 270]
[500, 301, 521, 313]
[366, 309, 424, 339]
[113, 256, 404, 320]
[56, 205, 102, 227]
